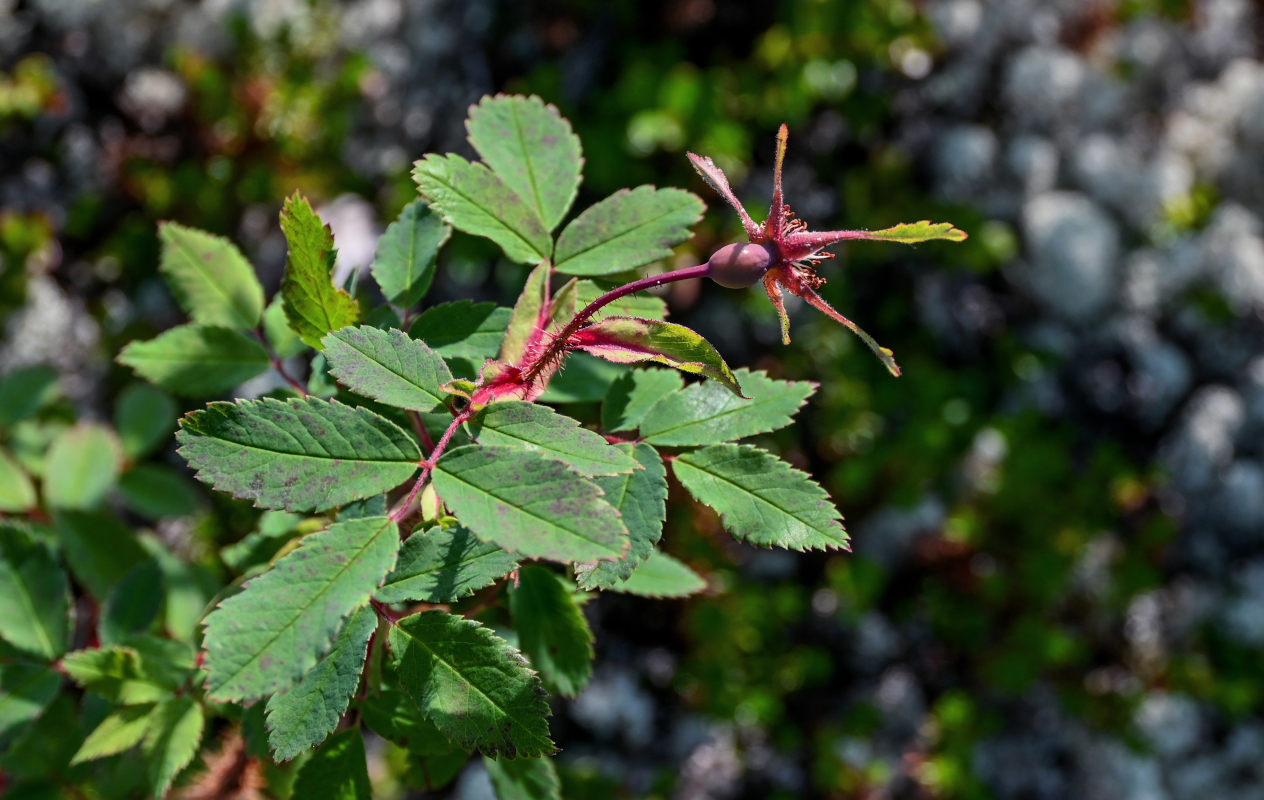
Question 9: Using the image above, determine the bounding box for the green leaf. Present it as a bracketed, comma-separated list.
[376, 525, 518, 604]
[43, 423, 122, 510]
[499, 262, 549, 366]
[388, 610, 555, 757]
[118, 463, 202, 520]
[0, 663, 62, 740]
[467, 94, 583, 232]
[202, 516, 398, 703]
[484, 755, 561, 800]
[553, 186, 703, 276]
[0, 447, 36, 512]
[265, 294, 308, 358]
[56, 511, 149, 600]
[71, 704, 154, 765]
[601, 368, 684, 432]
[859, 219, 968, 244]
[142, 694, 204, 798]
[433, 445, 628, 563]
[291, 728, 373, 800]
[571, 316, 742, 396]
[220, 511, 305, 572]
[0, 364, 59, 429]
[574, 280, 668, 322]
[61, 637, 194, 704]
[537, 353, 624, 404]
[575, 443, 668, 590]
[323, 326, 453, 412]
[117, 323, 271, 397]
[280, 193, 362, 350]
[638, 368, 814, 446]
[0, 524, 70, 660]
[266, 605, 377, 762]
[672, 444, 849, 551]
[177, 396, 420, 512]
[113, 384, 177, 460]
[372, 199, 450, 307]
[409, 301, 513, 360]
[100, 560, 164, 645]
[510, 566, 593, 697]
[157, 222, 265, 329]
[413, 154, 551, 264]
[606, 549, 706, 598]
[470, 401, 637, 477]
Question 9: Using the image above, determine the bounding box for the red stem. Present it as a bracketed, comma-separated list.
[388, 410, 469, 524]
[253, 328, 308, 396]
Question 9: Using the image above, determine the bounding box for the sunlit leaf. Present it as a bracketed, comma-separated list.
[323, 326, 452, 412]
[576, 443, 667, 590]
[372, 198, 450, 307]
[553, 186, 703, 276]
[376, 525, 518, 604]
[470, 401, 637, 477]
[117, 323, 271, 397]
[157, 222, 265, 330]
[570, 316, 742, 396]
[638, 368, 814, 446]
[280, 193, 362, 350]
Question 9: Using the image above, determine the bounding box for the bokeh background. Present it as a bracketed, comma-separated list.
[3, 0, 1264, 797]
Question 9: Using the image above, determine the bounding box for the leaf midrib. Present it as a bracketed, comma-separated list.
[422, 160, 548, 259]
[331, 334, 447, 408]
[1, 559, 57, 658]
[555, 190, 696, 266]
[168, 233, 256, 329]
[642, 388, 799, 442]
[476, 409, 631, 474]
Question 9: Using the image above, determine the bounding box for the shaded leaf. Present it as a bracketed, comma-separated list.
[266, 605, 377, 762]
[537, 353, 624, 404]
[71, 704, 154, 765]
[142, 694, 205, 798]
[376, 525, 518, 604]
[117, 324, 271, 397]
[0, 364, 59, 429]
[639, 368, 814, 446]
[157, 222, 265, 329]
[291, 728, 373, 800]
[0, 523, 70, 660]
[433, 445, 628, 563]
[280, 194, 362, 350]
[601, 368, 683, 433]
[388, 610, 554, 757]
[113, 384, 176, 460]
[0, 447, 35, 512]
[43, 423, 122, 510]
[56, 511, 149, 601]
[0, 662, 62, 740]
[408, 301, 512, 360]
[177, 396, 419, 513]
[324, 326, 452, 412]
[220, 511, 306, 573]
[554, 186, 703, 276]
[265, 294, 308, 358]
[467, 94, 582, 232]
[372, 199, 450, 307]
[672, 444, 849, 551]
[412, 154, 551, 264]
[606, 549, 707, 598]
[470, 401, 637, 476]
[575, 443, 668, 590]
[509, 566, 593, 697]
[61, 636, 194, 704]
[118, 463, 202, 520]
[484, 755, 561, 800]
[100, 560, 164, 645]
[571, 316, 742, 396]
[202, 516, 398, 702]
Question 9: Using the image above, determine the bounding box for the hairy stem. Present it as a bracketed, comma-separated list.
[389, 410, 469, 525]
[522, 262, 710, 382]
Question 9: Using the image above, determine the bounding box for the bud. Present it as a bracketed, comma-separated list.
[706, 242, 775, 289]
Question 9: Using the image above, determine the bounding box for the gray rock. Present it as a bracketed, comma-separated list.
[1125, 333, 1192, 428]
[1006, 135, 1059, 197]
[1213, 461, 1264, 543]
[934, 124, 998, 200]
[853, 497, 946, 569]
[1159, 386, 1244, 495]
[1134, 693, 1204, 758]
[1019, 192, 1120, 321]
[1004, 46, 1087, 132]
[571, 666, 655, 748]
[1201, 204, 1264, 313]
[1218, 561, 1264, 647]
[1075, 735, 1168, 800]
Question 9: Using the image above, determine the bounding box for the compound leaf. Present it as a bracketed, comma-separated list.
[672, 444, 848, 551]
[433, 445, 628, 563]
[606, 549, 706, 598]
[470, 401, 637, 477]
[413, 154, 551, 264]
[280, 194, 362, 350]
[484, 755, 561, 800]
[292, 728, 373, 800]
[372, 199, 450, 307]
[388, 610, 554, 757]
[177, 396, 419, 513]
[118, 323, 270, 398]
[157, 222, 264, 329]
[0, 524, 70, 660]
[509, 566, 593, 697]
[554, 186, 703, 276]
[43, 423, 122, 511]
[601, 368, 683, 433]
[571, 316, 742, 396]
[575, 443, 668, 590]
[639, 368, 815, 446]
[201, 516, 399, 702]
[408, 301, 512, 360]
[266, 605, 377, 762]
[467, 94, 582, 232]
[142, 694, 204, 798]
[376, 525, 518, 604]
[323, 326, 452, 412]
